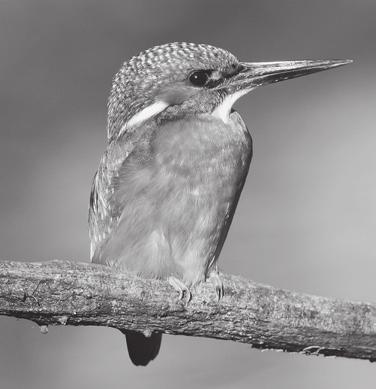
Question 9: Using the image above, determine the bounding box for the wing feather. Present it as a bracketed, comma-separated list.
[88, 125, 149, 261]
[207, 110, 252, 271]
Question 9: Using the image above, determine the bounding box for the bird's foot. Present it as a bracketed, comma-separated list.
[168, 276, 192, 303]
[208, 270, 224, 301]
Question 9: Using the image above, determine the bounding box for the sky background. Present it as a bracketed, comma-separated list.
[0, 0, 375, 388]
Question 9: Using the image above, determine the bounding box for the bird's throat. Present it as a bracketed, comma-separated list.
[212, 89, 252, 123]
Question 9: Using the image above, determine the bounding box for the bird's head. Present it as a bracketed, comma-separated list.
[107, 42, 351, 140]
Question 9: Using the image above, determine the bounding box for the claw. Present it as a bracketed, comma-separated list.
[168, 276, 192, 302]
[208, 270, 224, 301]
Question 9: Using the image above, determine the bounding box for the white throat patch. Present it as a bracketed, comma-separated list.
[212, 89, 252, 123]
[120, 100, 169, 135]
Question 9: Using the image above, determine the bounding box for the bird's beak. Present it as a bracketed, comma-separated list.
[227, 59, 353, 92]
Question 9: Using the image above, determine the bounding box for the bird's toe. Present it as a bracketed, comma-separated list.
[208, 271, 224, 301]
[168, 276, 192, 303]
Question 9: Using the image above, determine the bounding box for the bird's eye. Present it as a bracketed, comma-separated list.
[189, 70, 211, 87]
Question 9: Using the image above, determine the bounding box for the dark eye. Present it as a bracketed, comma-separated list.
[189, 70, 211, 87]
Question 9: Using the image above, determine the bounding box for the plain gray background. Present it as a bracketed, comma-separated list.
[0, 0, 375, 388]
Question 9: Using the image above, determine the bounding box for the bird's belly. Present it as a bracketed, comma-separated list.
[105, 115, 251, 285]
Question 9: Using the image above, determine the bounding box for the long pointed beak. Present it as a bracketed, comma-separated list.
[227, 59, 353, 92]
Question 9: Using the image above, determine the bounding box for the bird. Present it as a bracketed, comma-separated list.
[88, 42, 351, 366]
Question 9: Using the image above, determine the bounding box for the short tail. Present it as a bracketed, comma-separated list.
[123, 330, 162, 366]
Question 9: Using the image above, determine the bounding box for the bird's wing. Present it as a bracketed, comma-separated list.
[89, 150, 121, 260]
[88, 126, 148, 261]
[207, 110, 253, 271]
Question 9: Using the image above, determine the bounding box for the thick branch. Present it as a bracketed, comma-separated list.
[0, 260, 375, 362]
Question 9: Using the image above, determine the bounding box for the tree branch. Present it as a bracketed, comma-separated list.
[0, 260, 375, 362]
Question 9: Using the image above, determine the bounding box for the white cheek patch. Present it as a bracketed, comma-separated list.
[120, 100, 169, 135]
[212, 88, 252, 123]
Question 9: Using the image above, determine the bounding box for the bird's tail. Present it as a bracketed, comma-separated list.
[123, 330, 162, 366]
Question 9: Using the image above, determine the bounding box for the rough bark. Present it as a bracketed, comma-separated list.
[0, 260, 375, 362]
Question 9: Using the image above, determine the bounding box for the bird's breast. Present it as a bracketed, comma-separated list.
[152, 114, 250, 188]
[105, 113, 251, 282]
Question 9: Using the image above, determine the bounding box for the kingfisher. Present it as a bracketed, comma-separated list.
[88, 42, 351, 366]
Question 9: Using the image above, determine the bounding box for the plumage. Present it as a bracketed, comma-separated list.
[91, 111, 251, 283]
[88, 42, 351, 365]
